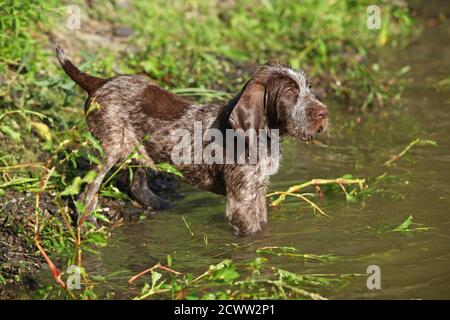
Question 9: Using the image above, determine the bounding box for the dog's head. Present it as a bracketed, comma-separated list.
[228, 63, 328, 141]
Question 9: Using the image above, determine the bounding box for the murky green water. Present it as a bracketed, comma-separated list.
[35, 3, 450, 299]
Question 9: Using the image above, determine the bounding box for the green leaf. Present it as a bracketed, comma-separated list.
[0, 177, 37, 188]
[345, 190, 358, 203]
[30, 121, 52, 142]
[157, 163, 183, 177]
[74, 200, 85, 214]
[141, 283, 150, 294]
[276, 268, 303, 282]
[100, 185, 130, 200]
[0, 125, 21, 141]
[397, 65, 411, 76]
[151, 271, 162, 288]
[92, 211, 110, 223]
[86, 232, 108, 246]
[60, 176, 82, 196]
[392, 215, 413, 232]
[211, 260, 239, 282]
[84, 133, 104, 156]
[60, 171, 97, 197]
[213, 267, 239, 282]
[82, 170, 98, 184]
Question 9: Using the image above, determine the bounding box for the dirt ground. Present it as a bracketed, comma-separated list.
[0, 171, 180, 298]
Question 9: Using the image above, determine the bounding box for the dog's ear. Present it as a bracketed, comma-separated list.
[229, 82, 267, 131]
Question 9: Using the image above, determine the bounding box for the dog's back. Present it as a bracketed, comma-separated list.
[87, 74, 227, 193]
[56, 45, 227, 194]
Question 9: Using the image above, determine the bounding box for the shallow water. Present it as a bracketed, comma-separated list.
[35, 3, 450, 299]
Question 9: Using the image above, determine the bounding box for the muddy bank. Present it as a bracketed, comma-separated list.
[0, 192, 44, 297]
[0, 171, 179, 298]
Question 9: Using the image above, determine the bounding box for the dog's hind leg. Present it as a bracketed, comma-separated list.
[129, 167, 171, 210]
[80, 153, 121, 219]
[128, 149, 171, 210]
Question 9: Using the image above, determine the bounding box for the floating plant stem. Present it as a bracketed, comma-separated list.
[267, 177, 366, 217]
[385, 138, 437, 166]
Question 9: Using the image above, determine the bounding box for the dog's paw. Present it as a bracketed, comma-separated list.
[151, 197, 172, 211]
[232, 223, 262, 236]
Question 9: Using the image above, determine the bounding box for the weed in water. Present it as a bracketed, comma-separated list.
[267, 175, 367, 217]
[385, 138, 438, 166]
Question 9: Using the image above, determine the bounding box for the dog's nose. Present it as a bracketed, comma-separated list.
[316, 105, 328, 120]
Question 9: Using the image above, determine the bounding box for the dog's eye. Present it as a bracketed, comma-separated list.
[285, 86, 295, 95]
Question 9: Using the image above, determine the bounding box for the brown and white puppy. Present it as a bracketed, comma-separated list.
[56, 45, 328, 235]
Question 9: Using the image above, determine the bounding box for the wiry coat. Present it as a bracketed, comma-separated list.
[56, 45, 328, 235]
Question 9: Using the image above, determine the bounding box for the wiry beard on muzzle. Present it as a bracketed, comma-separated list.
[286, 104, 316, 141]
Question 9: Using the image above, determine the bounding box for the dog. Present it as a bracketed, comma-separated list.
[56, 45, 328, 235]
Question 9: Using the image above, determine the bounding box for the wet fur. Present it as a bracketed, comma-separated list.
[56, 45, 328, 235]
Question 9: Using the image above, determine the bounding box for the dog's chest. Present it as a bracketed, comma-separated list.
[142, 105, 281, 193]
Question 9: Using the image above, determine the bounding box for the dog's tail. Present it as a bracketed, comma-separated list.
[55, 44, 107, 94]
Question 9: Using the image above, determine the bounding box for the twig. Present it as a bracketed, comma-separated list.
[267, 177, 365, 207]
[182, 216, 195, 237]
[34, 155, 66, 290]
[278, 282, 327, 300]
[385, 138, 437, 166]
[286, 192, 331, 218]
[128, 263, 182, 285]
[58, 205, 77, 241]
[33, 139, 76, 297]
[0, 162, 46, 172]
[0, 109, 46, 121]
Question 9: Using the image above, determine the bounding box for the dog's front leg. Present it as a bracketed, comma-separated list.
[224, 166, 267, 235]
